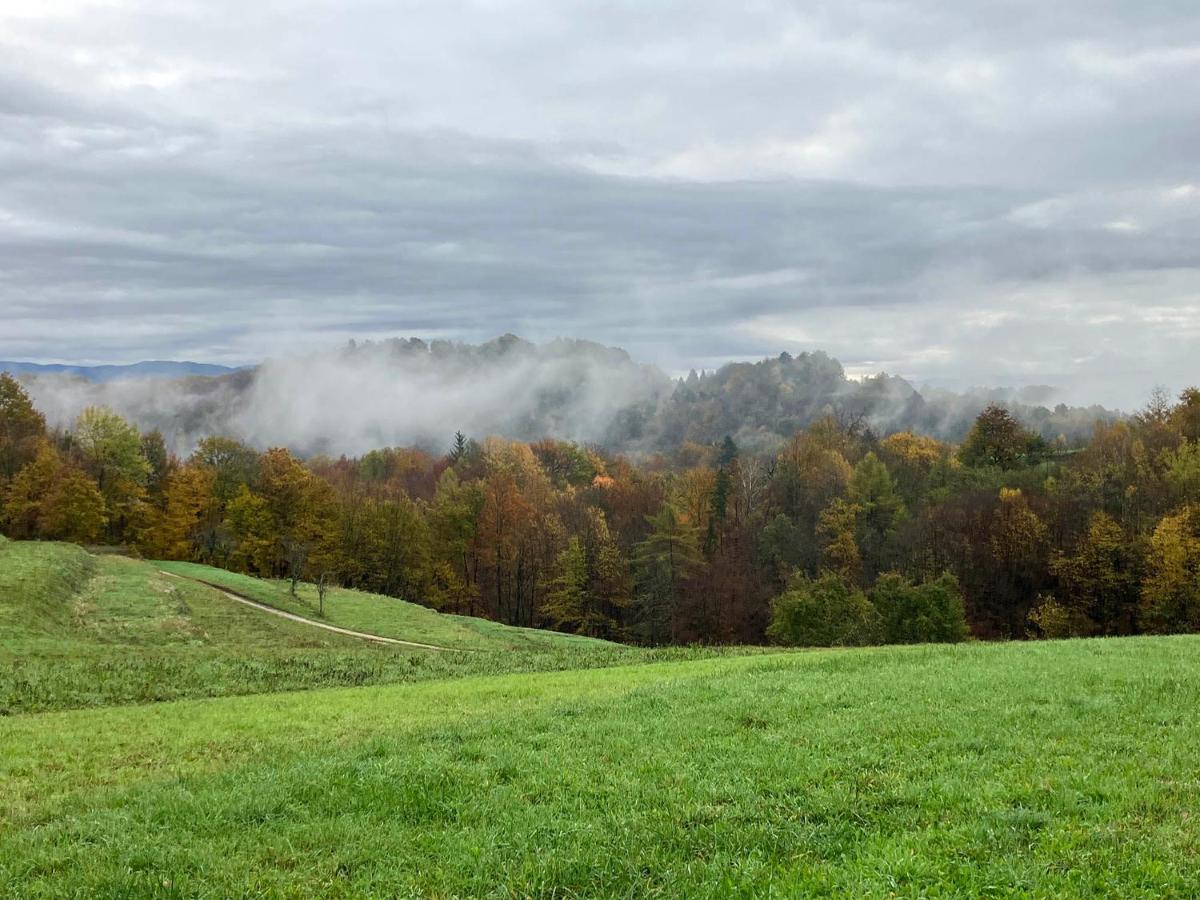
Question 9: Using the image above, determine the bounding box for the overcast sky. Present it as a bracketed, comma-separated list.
[2, 0, 1198, 408]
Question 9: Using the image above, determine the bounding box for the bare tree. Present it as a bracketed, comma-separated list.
[283, 538, 310, 596]
[316, 571, 334, 617]
[737, 456, 766, 520]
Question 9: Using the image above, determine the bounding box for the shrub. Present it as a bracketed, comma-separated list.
[872, 572, 969, 644]
[1027, 593, 1076, 639]
[767, 573, 881, 647]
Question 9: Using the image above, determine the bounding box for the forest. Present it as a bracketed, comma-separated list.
[2, 370, 1199, 646]
[15, 336, 1119, 457]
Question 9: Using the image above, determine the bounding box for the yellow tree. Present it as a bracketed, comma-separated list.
[879, 431, 951, 504]
[1140, 507, 1200, 633]
[141, 464, 218, 560]
[39, 468, 106, 543]
[256, 448, 339, 584]
[1050, 511, 1141, 636]
[817, 497, 864, 586]
[2, 441, 107, 543]
[2, 441, 61, 538]
[225, 485, 276, 575]
[988, 488, 1050, 630]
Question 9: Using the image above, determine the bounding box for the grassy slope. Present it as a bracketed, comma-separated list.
[1, 543, 361, 652]
[156, 559, 615, 650]
[4, 637, 1200, 896]
[0, 540, 703, 714]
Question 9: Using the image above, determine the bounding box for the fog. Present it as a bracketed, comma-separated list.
[21, 337, 671, 457]
[18, 335, 1123, 459]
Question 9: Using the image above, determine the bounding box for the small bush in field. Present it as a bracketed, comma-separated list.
[767, 573, 881, 647]
[873, 571, 969, 644]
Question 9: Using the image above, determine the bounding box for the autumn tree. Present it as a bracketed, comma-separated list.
[816, 498, 863, 586]
[1050, 511, 1142, 635]
[140, 430, 173, 498]
[256, 447, 339, 581]
[986, 488, 1050, 633]
[0, 373, 45, 483]
[542, 509, 629, 638]
[959, 405, 1041, 469]
[225, 485, 275, 574]
[847, 452, 905, 579]
[1172, 388, 1200, 443]
[878, 431, 950, 506]
[72, 406, 151, 540]
[360, 495, 431, 601]
[768, 428, 853, 573]
[1140, 507, 1200, 633]
[139, 463, 218, 560]
[39, 468, 107, 543]
[191, 436, 261, 503]
[476, 468, 536, 624]
[1162, 441, 1200, 504]
[632, 503, 703, 644]
[428, 469, 485, 614]
[2, 442, 61, 538]
[2, 441, 106, 543]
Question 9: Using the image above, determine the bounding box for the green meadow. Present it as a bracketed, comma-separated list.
[0, 539, 721, 715]
[155, 559, 614, 652]
[3, 537, 1200, 896]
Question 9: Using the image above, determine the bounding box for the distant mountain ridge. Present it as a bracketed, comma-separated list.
[0, 360, 242, 382]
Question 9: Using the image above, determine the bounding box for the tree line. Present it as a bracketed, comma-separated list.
[2, 371, 1199, 646]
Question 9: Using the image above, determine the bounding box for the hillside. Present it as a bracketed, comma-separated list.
[16, 336, 1120, 456]
[3, 635, 1199, 895]
[156, 560, 615, 652]
[0, 539, 657, 714]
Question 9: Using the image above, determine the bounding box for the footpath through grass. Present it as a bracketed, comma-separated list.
[4, 636, 1200, 896]
[156, 560, 616, 651]
[1, 539, 735, 714]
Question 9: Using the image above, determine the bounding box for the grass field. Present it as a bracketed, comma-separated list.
[5, 536, 1200, 895]
[0, 539, 727, 714]
[4, 635, 1200, 895]
[155, 560, 615, 651]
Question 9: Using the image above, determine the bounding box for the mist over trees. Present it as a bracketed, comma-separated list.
[4, 369, 1200, 647]
[11, 336, 1120, 458]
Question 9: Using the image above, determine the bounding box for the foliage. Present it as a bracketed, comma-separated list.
[1050, 511, 1142, 636]
[4, 386, 1200, 646]
[632, 503, 703, 644]
[767, 573, 881, 647]
[872, 572, 969, 644]
[0, 373, 45, 482]
[958, 404, 1041, 469]
[1140, 507, 1200, 633]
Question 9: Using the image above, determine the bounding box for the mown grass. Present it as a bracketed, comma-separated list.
[4, 637, 1200, 896]
[0, 539, 738, 714]
[155, 559, 616, 650]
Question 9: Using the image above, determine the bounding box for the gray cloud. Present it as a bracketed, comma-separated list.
[2, 0, 1199, 410]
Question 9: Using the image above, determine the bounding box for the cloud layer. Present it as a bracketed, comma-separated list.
[2, 0, 1199, 408]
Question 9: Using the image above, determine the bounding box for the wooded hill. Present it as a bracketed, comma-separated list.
[2, 370, 1197, 646]
[14, 336, 1118, 456]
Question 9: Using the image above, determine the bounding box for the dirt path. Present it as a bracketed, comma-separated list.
[159, 570, 462, 652]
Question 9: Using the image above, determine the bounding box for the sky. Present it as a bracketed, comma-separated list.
[1, 0, 1198, 409]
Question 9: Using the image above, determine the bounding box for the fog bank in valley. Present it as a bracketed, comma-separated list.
[22, 337, 670, 456]
[18, 336, 1122, 458]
